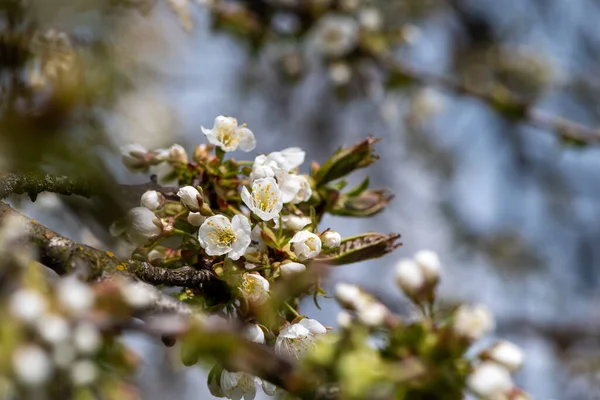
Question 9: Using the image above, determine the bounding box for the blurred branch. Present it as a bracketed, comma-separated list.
[381, 54, 600, 145]
[0, 201, 213, 285]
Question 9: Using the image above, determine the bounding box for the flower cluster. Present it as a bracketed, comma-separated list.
[196, 0, 399, 88]
[114, 113, 400, 399]
[115, 114, 528, 399]
[299, 251, 529, 400]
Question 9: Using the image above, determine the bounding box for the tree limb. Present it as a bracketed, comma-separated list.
[381, 54, 600, 145]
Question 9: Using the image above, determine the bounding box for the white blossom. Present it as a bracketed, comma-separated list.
[250, 147, 306, 181]
[242, 324, 265, 344]
[125, 207, 162, 244]
[358, 7, 383, 31]
[241, 178, 283, 221]
[36, 314, 70, 344]
[357, 302, 388, 327]
[202, 115, 256, 152]
[70, 360, 97, 386]
[329, 62, 352, 85]
[334, 283, 362, 306]
[395, 259, 425, 297]
[220, 370, 259, 400]
[261, 380, 277, 396]
[312, 15, 359, 57]
[467, 362, 513, 399]
[487, 341, 525, 372]
[9, 289, 46, 323]
[277, 171, 312, 204]
[275, 319, 327, 359]
[73, 322, 102, 354]
[281, 215, 312, 231]
[120, 144, 147, 171]
[453, 304, 496, 341]
[187, 212, 205, 226]
[140, 190, 164, 211]
[321, 231, 341, 249]
[121, 281, 153, 309]
[199, 215, 251, 260]
[240, 273, 270, 305]
[337, 310, 353, 329]
[413, 250, 441, 282]
[12, 345, 52, 386]
[169, 143, 188, 163]
[290, 231, 322, 261]
[57, 277, 95, 314]
[177, 186, 202, 212]
[280, 262, 306, 279]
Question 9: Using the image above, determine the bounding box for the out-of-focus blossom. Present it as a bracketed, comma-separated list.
[240, 273, 270, 305]
[12, 345, 52, 385]
[275, 319, 327, 359]
[467, 362, 513, 399]
[453, 304, 496, 341]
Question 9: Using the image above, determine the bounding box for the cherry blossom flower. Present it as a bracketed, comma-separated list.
[202, 115, 256, 152]
[467, 362, 513, 399]
[9, 289, 47, 323]
[199, 215, 251, 260]
[241, 178, 283, 221]
[12, 345, 52, 386]
[321, 230, 341, 249]
[239, 273, 270, 305]
[177, 186, 202, 212]
[280, 215, 312, 231]
[289, 231, 322, 261]
[311, 15, 359, 57]
[125, 207, 163, 244]
[141, 190, 164, 211]
[487, 341, 524, 372]
[120, 144, 147, 172]
[250, 147, 306, 181]
[220, 370, 260, 400]
[276, 171, 312, 204]
[275, 318, 327, 359]
[453, 304, 496, 341]
[280, 261, 306, 279]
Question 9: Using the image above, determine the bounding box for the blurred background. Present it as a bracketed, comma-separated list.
[3, 0, 600, 398]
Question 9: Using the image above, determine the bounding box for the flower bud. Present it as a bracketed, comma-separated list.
[281, 215, 311, 231]
[121, 144, 148, 172]
[140, 190, 165, 211]
[242, 324, 265, 344]
[413, 250, 440, 283]
[290, 231, 322, 261]
[486, 341, 524, 372]
[125, 207, 163, 245]
[187, 212, 205, 226]
[356, 301, 388, 327]
[169, 144, 188, 163]
[467, 362, 513, 399]
[453, 304, 495, 341]
[334, 283, 362, 306]
[395, 259, 425, 298]
[9, 289, 47, 323]
[321, 231, 341, 249]
[177, 186, 203, 212]
[280, 261, 306, 279]
[12, 345, 52, 386]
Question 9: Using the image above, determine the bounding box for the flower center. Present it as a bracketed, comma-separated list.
[208, 226, 236, 248]
[306, 237, 317, 251]
[252, 184, 278, 212]
[217, 127, 240, 148]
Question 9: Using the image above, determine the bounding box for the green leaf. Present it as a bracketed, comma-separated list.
[344, 176, 370, 197]
[315, 232, 402, 265]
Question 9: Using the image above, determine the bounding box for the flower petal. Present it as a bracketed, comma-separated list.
[236, 127, 256, 152]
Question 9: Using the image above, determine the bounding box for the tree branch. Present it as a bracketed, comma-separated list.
[381, 54, 600, 145]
